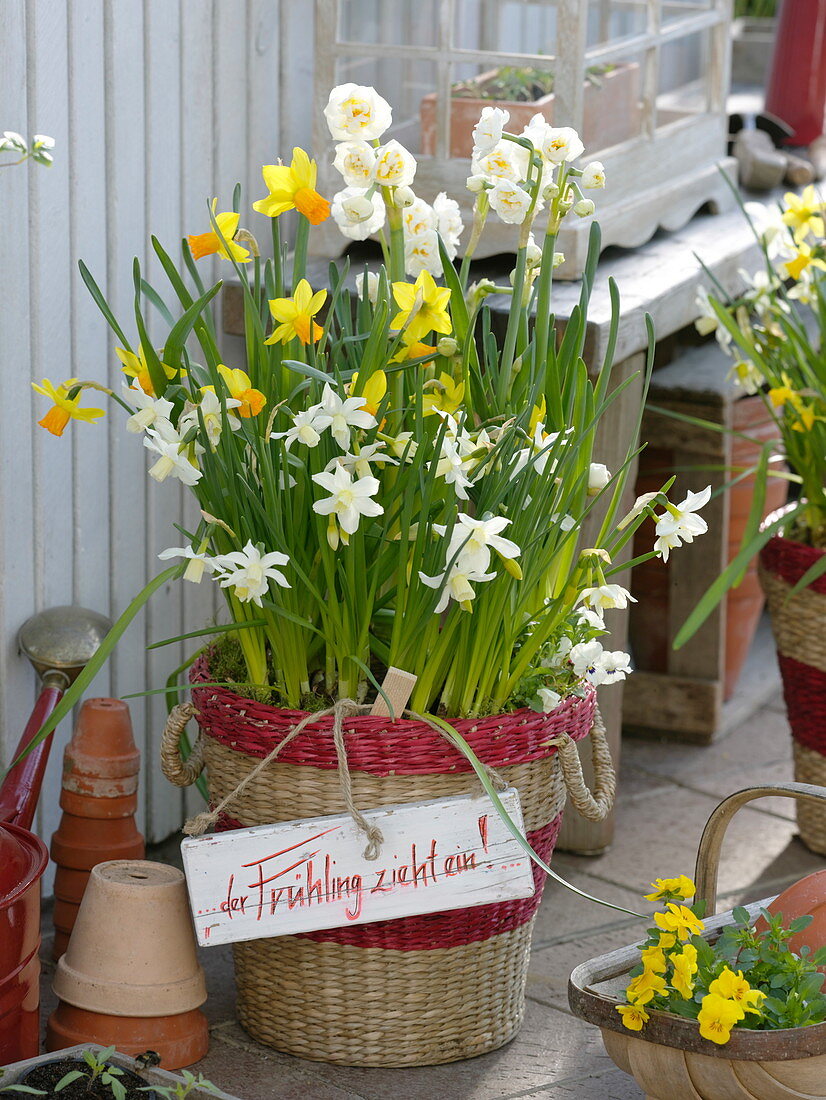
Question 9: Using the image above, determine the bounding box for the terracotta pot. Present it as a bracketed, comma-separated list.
[757, 869, 826, 971]
[52, 865, 90, 904]
[50, 812, 144, 870]
[420, 63, 641, 159]
[46, 1003, 209, 1071]
[629, 393, 788, 700]
[759, 519, 826, 854]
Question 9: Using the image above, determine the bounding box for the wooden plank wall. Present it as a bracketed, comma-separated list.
[0, 0, 315, 876]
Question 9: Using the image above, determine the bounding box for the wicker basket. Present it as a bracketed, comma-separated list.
[161, 657, 615, 1066]
[759, 526, 826, 856]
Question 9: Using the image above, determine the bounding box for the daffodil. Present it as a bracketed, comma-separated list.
[528, 397, 547, 436]
[122, 380, 174, 435]
[216, 365, 265, 418]
[187, 200, 250, 263]
[697, 993, 742, 1045]
[143, 426, 202, 486]
[32, 378, 105, 437]
[434, 513, 521, 576]
[653, 486, 712, 562]
[653, 902, 705, 942]
[645, 876, 696, 902]
[419, 563, 497, 614]
[783, 241, 826, 281]
[266, 280, 327, 345]
[311, 466, 384, 546]
[422, 373, 464, 417]
[158, 544, 217, 584]
[310, 382, 377, 450]
[214, 541, 291, 605]
[670, 944, 698, 999]
[769, 373, 799, 409]
[708, 968, 765, 1015]
[782, 185, 824, 242]
[616, 1003, 649, 1032]
[253, 148, 330, 225]
[115, 345, 176, 396]
[391, 270, 452, 344]
[349, 370, 387, 418]
[391, 340, 437, 365]
[625, 968, 667, 1006]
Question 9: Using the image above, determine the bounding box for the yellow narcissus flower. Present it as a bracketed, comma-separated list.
[782, 185, 825, 243]
[625, 968, 667, 1006]
[32, 378, 105, 437]
[187, 200, 250, 263]
[653, 902, 704, 942]
[349, 370, 387, 418]
[217, 365, 265, 418]
[266, 280, 327, 345]
[422, 372, 465, 417]
[708, 968, 765, 1016]
[645, 876, 696, 902]
[616, 1003, 649, 1032]
[529, 396, 547, 435]
[391, 340, 437, 365]
[670, 944, 698, 999]
[783, 241, 826, 281]
[697, 993, 742, 1045]
[253, 148, 331, 226]
[391, 270, 452, 344]
[116, 345, 177, 396]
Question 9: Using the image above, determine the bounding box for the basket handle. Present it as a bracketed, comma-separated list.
[160, 702, 205, 787]
[555, 707, 616, 823]
[695, 782, 826, 916]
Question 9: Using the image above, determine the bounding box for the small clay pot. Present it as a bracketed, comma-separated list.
[53, 861, 206, 1015]
[63, 698, 141, 778]
[759, 869, 826, 968]
[53, 865, 90, 905]
[46, 1002, 209, 1070]
[50, 813, 144, 870]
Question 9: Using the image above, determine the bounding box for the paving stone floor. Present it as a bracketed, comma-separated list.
[38, 685, 825, 1099]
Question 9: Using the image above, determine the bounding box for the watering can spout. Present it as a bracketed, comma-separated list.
[0, 605, 111, 831]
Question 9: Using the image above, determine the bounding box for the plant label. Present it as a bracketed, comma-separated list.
[181, 787, 535, 946]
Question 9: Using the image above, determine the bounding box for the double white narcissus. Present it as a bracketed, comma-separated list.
[324, 84, 392, 142]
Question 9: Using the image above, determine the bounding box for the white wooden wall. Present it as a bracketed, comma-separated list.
[0, 0, 316, 874]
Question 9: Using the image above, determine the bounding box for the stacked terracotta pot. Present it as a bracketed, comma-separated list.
[50, 699, 144, 959]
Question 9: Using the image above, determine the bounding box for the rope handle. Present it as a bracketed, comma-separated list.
[552, 707, 615, 823]
[160, 703, 205, 788]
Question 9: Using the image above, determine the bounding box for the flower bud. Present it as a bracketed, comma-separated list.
[573, 199, 595, 218]
[552, 252, 565, 268]
[395, 184, 416, 208]
[436, 336, 459, 357]
[341, 193, 375, 224]
[588, 462, 611, 495]
[466, 174, 488, 193]
[542, 180, 559, 201]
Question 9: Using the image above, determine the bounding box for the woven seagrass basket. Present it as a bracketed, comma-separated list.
[161, 656, 615, 1067]
[759, 523, 826, 857]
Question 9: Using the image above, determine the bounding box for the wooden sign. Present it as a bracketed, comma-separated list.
[181, 787, 535, 946]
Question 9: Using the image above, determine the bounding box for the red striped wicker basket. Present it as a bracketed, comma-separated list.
[161, 656, 613, 1066]
[759, 523, 826, 856]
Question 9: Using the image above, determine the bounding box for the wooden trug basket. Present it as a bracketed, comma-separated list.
[569, 783, 826, 1100]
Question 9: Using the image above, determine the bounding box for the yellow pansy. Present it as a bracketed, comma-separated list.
[656, 932, 677, 950]
[709, 968, 765, 1016]
[697, 993, 743, 1045]
[349, 370, 387, 418]
[391, 270, 452, 344]
[782, 185, 825, 243]
[625, 968, 667, 1006]
[266, 280, 327, 345]
[616, 1003, 649, 1032]
[216, 365, 265, 418]
[187, 200, 250, 263]
[32, 378, 105, 437]
[116, 345, 177, 396]
[639, 945, 667, 975]
[653, 902, 704, 942]
[253, 148, 331, 226]
[645, 876, 696, 902]
[670, 944, 698, 1000]
[422, 372, 465, 417]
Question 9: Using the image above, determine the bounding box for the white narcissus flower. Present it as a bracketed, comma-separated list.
[588, 462, 611, 495]
[123, 380, 174, 435]
[355, 271, 380, 304]
[525, 233, 543, 268]
[472, 105, 509, 156]
[372, 139, 417, 187]
[312, 465, 384, 541]
[325, 442, 398, 479]
[404, 229, 442, 278]
[433, 191, 463, 260]
[271, 408, 327, 450]
[324, 84, 392, 141]
[580, 161, 606, 189]
[466, 174, 488, 193]
[727, 359, 763, 394]
[435, 437, 474, 500]
[215, 540, 291, 605]
[143, 428, 202, 486]
[617, 491, 660, 530]
[654, 486, 712, 561]
[394, 184, 416, 207]
[578, 584, 636, 611]
[577, 607, 606, 630]
[340, 192, 375, 224]
[1, 131, 27, 152]
[333, 140, 376, 187]
[403, 196, 438, 238]
[311, 382, 377, 450]
[435, 513, 521, 575]
[179, 389, 241, 448]
[542, 127, 584, 165]
[471, 141, 523, 183]
[488, 180, 533, 225]
[158, 545, 216, 584]
[331, 187, 386, 241]
[536, 687, 562, 713]
[32, 134, 55, 150]
[418, 564, 497, 613]
[744, 201, 795, 261]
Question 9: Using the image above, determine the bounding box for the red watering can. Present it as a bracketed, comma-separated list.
[0, 606, 110, 1065]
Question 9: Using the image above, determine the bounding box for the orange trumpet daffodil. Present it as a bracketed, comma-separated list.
[115, 345, 177, 396]
[32, 378, 105, 437]
[187, 200, 251, 263]
[266, 279, 327, 345]
[253, 148, 331, 226]
[217, 365, 266, 418]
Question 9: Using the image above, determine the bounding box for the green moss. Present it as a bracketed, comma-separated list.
[204, 635, 330, 711]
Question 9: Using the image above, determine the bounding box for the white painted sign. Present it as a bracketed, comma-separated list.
[181, 787, 535, 946]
